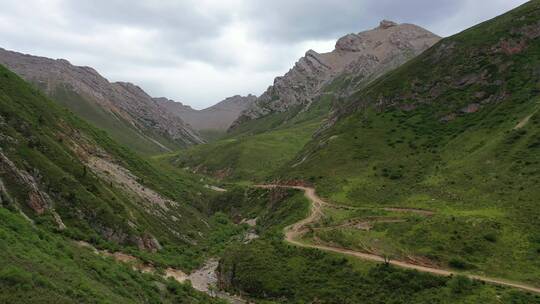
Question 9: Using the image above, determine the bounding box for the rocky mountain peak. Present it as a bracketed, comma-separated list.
[230, 21, 441, 130]
[379, 20, 398, 29]
[305, 49, 320, 57]
[55, 58, 72, 65]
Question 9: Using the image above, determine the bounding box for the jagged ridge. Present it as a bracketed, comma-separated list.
[230, 20, 440, 130]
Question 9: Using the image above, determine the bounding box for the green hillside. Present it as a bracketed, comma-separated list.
[211, 187, 539, 303]
[164, 0, 540, 290]
[0, 208, 223, 304]
[2, 1, 540, 303]
[0, 62, 245, 277]
[49, 85, 182, 155]
[280, 0, 540, 284]
[174, 94, 332, 181]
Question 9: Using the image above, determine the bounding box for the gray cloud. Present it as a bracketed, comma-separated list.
[63, 0, 230, 37]
[0, 0, 529, 108]
[242, 0, 525, 41]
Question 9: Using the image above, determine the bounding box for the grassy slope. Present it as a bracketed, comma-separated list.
[282, 1, 540, 284]
[173, 94, 332, 181]
[0, 63, 244, 274]
[50, 85, 178, 155]
[0, 208, 223, 304]
[214, 187, 539, 303]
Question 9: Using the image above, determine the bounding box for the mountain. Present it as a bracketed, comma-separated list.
[0, 61, 222, 255]
[280, 0, 540, 286]
[0, 48, 203, 154]
[173, 2, 540, 300]
[0, 61, 242, 302]
[230, 20, 440, 130]
[156, 94, 256, 132]
[2, 2, 540, 303]
[176, 21, 440, 180]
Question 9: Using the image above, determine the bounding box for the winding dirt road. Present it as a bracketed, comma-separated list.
[256, 184, 540, 295]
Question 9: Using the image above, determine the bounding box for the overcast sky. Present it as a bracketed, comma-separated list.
[0, 0, 528, 109]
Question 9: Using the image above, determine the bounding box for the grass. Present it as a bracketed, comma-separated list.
[2, 1, 540, 302]
[170, 91, 334, 182]
[174, 119, 321, 181]
[47, 84, 182, 155]
[0, 207, 224, 304]
[0, 63, 246, 273]
[280, 0, 540, 285]
[197, 129, 227, 142]
[214, 186, 540, 303]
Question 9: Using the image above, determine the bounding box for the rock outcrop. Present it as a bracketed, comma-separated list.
[156, 94, 256, 131]
[0, 151, 50, 214]
[230, 20, 440, 129]
[0, 48, 203, 152]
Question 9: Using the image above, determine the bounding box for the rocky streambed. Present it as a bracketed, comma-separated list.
[75, 241, 248, 303]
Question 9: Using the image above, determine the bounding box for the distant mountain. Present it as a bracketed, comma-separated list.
[156, 94, 256, 132]
[230, 20, 440, 130]
[0, 48, 203, 154]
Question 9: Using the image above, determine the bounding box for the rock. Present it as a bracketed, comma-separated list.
[0, 48, 204, 150]
[440, 113, 457, 123]
[135, 233, 162, 252]
[52, 211, 67, 230]
[498, 38, 527, 55]
[474, 91, 486, 99]
[0, 178, 10, 205]
[0, 152, 51, 214]
[27, 191, 48, 215]
[230, 21, 440, 129]
[399, 104, 417, 111]
[461, 103, 481, 114]
[242, 231, 259, 243]
[156, 94, 256, 131]
[99, 226, 129, 244]
[379, 20, 398, 29]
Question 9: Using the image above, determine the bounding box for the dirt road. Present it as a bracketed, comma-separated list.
[256, 184, 540, 295]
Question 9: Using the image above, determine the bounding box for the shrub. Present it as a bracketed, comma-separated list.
[0, 265, 34, 289]
[448, 275, 474, 294]
[449, 258, 472, 270]
[483, 233, 497, 243]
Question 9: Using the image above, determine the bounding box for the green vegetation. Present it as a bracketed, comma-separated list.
[2, 1, 540, 302]
[215, 187, 540, 303]
[210, 186, 310, 233]
[197, 129, 227, 142]
[176, 120, 319, 180]
[282, 0, 540, 284]
[173, 91, 333, 181]
[49, 85, 180, 155]
[0, 207, 223, 304]
[0, 63, 244, 273]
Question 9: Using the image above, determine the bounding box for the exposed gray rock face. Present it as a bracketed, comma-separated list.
[0, 151, 50, 215]
[110, 81, 203, 145]
[0, 48, 203, 151]
[230, 20, 440, 129]
[156, 94, 256, 131]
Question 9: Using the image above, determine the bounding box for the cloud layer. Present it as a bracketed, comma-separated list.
[0, 0, 528, 108]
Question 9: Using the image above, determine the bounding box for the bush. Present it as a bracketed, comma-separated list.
[0, 266, 34, 289]
[447, 275, 473, 294]
[448, 258, 474, 270]
[483, 233, 497, 243]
